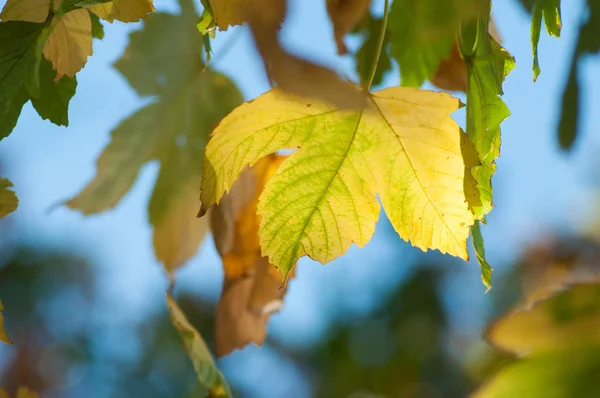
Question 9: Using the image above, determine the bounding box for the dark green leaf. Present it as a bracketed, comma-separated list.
[90, 12, 104, 39]
[0, 21, 43, 139]
[557, 0, 600, 150]
[30, 58, 77, 126]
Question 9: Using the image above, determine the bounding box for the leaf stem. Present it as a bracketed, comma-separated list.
[364, 0, 390, 91]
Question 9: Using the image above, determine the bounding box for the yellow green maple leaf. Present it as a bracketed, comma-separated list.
[89, 0, 154, 23]
[200, 87, 481, 279]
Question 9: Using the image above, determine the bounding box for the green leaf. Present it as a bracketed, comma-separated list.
[30, 58, 77, 125]
[461, 11, 515, 220]
[0, 21, 43, 139]
[558, 0, 600, 150]
[200, 87, 481, 279]
[0, 19, 77, 138]
[0, 299, 11, 344]
[473, 347, 600, 398]
[90, 12, 104, 39]
[527, 0, 562, 80]
[353, 13, 391, 87]
[67, 4, 243, 272]
[166, 294, 231, 398]
[388, 0, 483, 87]
[470, 220, 492, 290]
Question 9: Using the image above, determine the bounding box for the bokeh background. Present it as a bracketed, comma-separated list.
[1, 0, 600, 397]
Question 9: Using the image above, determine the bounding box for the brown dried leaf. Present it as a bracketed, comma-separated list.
[248, 0, 366, 109]
[326, 0, 372, 55]
[211, 154, 293, 357]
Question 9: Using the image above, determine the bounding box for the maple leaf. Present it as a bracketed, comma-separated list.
[89, 0, 154, 23]
[0, 299, 11, 344]
[166, 294, 231, 397]
[199, 87, 481, 279]
[0, 179, 18, 218]
[67, 0, 243, 273]
[211, 154, 292, 357]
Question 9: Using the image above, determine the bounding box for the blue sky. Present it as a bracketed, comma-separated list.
[2, 0, 600, 395]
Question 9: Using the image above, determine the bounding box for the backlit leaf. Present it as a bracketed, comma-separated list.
[1, 0, 93, 80]
[471, 220, 492, 290]
[67, 1, 242, 272]
[211, 154, 291, 357]
[519, 0, 561, 80]
[89, 0, 154, 23]
[462, 11, 514, 220]
[166, 294, 231, 397]
[200, 87, 481, 278]
[473, 347, 600, 398]
[207, 0, 247, 30]
[353, 12, 392, 87]
[388, 0, 483, 87]
[487, 283, 600, 355]
[0, 299, 11, 344]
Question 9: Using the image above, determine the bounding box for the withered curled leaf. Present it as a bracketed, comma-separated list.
[211, 154, 293, 357]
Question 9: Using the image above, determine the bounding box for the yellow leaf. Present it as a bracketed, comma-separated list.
[0, 299, 11, 344]
[208, 0, 248, 30]
[0, 388, 38, 398]
[89, 0, 154, 23]
[152, 178, 210, 273]
[326, 0, 372, 55]
[0, 0, 92, 79]
[200, 87, 480, 278]
[211, 154, 292, 357]
[0, 0, 48, 22]
[487, 283, 600, 355]
[43, 9, 92, 80]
